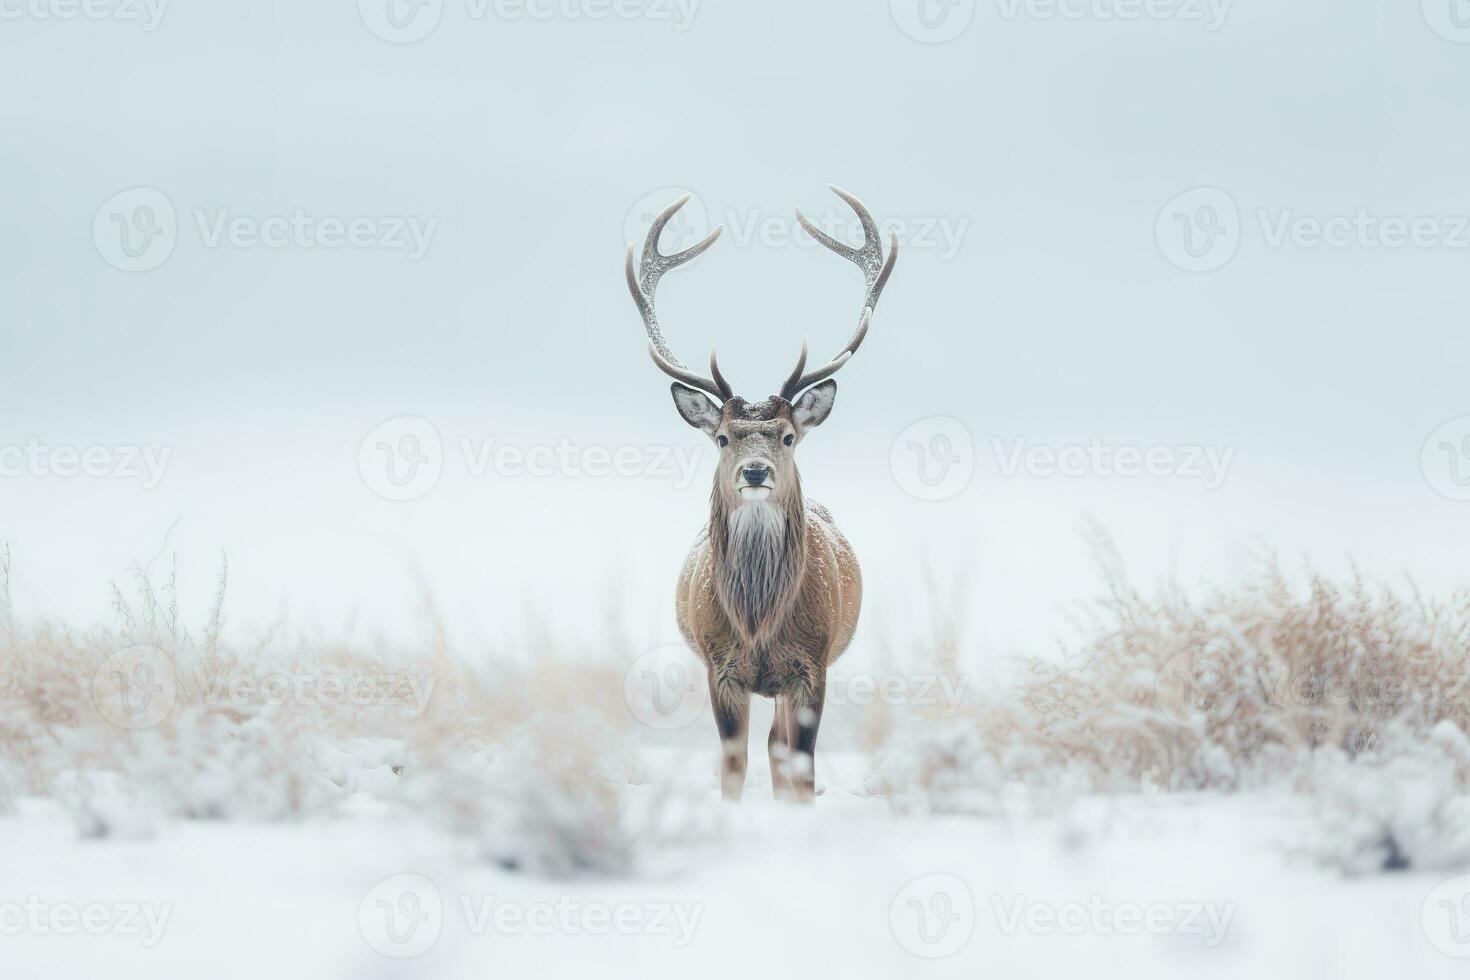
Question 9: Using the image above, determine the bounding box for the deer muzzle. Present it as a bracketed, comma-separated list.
[735, 460, 774, 501]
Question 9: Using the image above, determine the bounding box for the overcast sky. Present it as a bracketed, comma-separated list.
[2, 1, 1468, 660]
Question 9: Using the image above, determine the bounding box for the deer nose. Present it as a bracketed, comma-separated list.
[742, 466, 769, 487]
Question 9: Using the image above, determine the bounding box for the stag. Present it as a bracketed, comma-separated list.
[625, 187, 897, 802]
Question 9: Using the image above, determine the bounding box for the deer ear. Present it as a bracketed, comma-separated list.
[670, 383, 721, 438]
[791, 380, 837, 434]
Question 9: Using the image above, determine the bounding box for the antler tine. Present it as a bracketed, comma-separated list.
[625, 194, 730, 400]
[794, 207, 860, 261]
[780, 310, 870, 399]
[647, 342, 729, 401]
[796, 185, 900, 323]
[778, 337, 809, 401]
[783, 185, 897, 400]
[643, 195, 723, 285]
[709, 347, 735, 401]
[830, 186, 881, 248]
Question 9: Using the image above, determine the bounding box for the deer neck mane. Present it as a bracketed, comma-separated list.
[710, 485, 807, 647]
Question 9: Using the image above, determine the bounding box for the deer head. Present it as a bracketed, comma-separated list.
[624, 187, 898, 517]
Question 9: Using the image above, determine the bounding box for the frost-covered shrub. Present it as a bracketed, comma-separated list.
[1297, 721, 1470, 874]
[1, 565, 368, 828]
[0, 548, 723, 880]
[0, 554, 665, 868]
[406, 726, 637, 877]
[404, 712, 724, 879]
[878, 527, 1470, 812]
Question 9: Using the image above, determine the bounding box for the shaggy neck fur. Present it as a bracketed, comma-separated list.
[710, 483, 807, 647]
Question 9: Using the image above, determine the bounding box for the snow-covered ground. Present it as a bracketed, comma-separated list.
[5, 749, 1469, 980]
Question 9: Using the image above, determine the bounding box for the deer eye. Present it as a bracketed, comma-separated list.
[783, 433, 795, 446]
[717, 434, 728, 448]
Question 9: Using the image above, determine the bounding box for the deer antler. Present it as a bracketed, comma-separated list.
[781, 186, 898, 401]
[625, 195, 732, 401]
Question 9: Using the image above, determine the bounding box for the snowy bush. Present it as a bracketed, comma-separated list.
[403, 725, 698, 878]
[1297, 720, 1470, 874]
[877, 526, 1470, 817]
[0, 551, 699, 876]
[0, 545, 733, 878]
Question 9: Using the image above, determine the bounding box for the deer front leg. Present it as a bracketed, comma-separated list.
[709, 673, 750, 801]
[786, 676, 826, 804]
[769, 697, 795, 801]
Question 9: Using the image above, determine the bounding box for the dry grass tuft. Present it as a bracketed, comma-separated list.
[0, 550, 687, 874]
[877, 525, 1470, 822]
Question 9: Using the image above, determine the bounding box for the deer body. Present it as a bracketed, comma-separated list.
[626, 187, 897, 803]
[679, 497, 862, 696]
